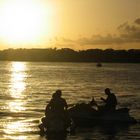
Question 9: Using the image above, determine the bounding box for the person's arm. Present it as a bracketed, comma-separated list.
[114, 95, 118, 105]
[64, 99, 68, 110]
[45, 100, 52, 116]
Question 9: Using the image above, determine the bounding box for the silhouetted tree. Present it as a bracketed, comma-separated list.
[0, 48, 139, 63]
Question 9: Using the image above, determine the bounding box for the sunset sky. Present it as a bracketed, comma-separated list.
[0, 0, 139, 50]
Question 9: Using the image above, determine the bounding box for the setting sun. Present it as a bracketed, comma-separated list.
[0, 0, 53, 45]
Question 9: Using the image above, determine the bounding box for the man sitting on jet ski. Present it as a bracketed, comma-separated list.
[100, 88, 118, 112]
[46, 90, 68, 115]
[39, 90, 71, 135]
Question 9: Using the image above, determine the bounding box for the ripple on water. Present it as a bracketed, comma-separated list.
[0, 62, 140, 140]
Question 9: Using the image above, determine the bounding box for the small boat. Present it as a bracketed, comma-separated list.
[96, 63, 102, 67]
[68, 103, 137, 127]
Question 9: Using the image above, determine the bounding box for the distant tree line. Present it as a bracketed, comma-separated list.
[0, 48, 140, 63]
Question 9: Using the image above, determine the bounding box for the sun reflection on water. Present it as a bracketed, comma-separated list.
[9, 62, 27, 99]
[4, 135, 27, 140]
[4, 121, 26, 134]
[4, 121, 27, 140]
[4, 62, 28, 139]
[8, 101, 25, 112]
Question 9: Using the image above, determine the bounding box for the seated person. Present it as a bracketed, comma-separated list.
[42, 90, 71, 130]
[100, 88, 117, 112]
[45, 90, 68, 115]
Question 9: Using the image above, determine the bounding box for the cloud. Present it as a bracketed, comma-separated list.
[75, 18, 140, 45]
[135, 18, 140, 25]
[52, 18, 140, 47]
[118, 22, 138, 33]
[118, 20, 140, 42]
[76, 35, 125, 45]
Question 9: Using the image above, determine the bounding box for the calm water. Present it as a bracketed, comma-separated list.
[0, 62, 140, 140]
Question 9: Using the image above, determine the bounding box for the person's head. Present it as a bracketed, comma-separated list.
[53, 90, 62, 98]
[105, 88, 111, 95]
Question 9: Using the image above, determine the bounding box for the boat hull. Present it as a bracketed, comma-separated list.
[68, 105, 137, 127]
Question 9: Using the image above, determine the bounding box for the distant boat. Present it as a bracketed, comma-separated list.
[96, 63, 102, 67]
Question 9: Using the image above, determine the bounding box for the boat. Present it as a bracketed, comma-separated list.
[96, 63, 102, 67]
[68, 102, 137, 127]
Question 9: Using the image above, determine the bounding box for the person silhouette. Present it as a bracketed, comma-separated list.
[45, 90, 68, 115]
[100, 88, 117, 112]
[39, 90, 70, 135]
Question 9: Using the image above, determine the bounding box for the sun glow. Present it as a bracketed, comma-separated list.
[0, 0, 53, 45]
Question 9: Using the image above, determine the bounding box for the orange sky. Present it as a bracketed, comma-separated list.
[0, 0, 139, 50]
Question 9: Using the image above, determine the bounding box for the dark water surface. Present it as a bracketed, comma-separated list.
[0, 62, 140, 140]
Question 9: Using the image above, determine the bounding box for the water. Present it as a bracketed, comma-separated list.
[0, 61, 140, 140]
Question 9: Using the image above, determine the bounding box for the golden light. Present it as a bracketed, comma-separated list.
[4, 121, 25, 134]
[0, 0, 53, 45]
[3, 62, 33, 140]
[4, 136, 27, 140]
[4, 121, 27, 140]
[9, 62, 26, 99]
[11, 62, 26, 72]
[8, 101, 25, 112]
[7, 62, 27, 113]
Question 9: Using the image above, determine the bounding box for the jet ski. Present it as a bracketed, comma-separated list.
[68, 102, 137, 127]
[38, 111, 75, 136]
